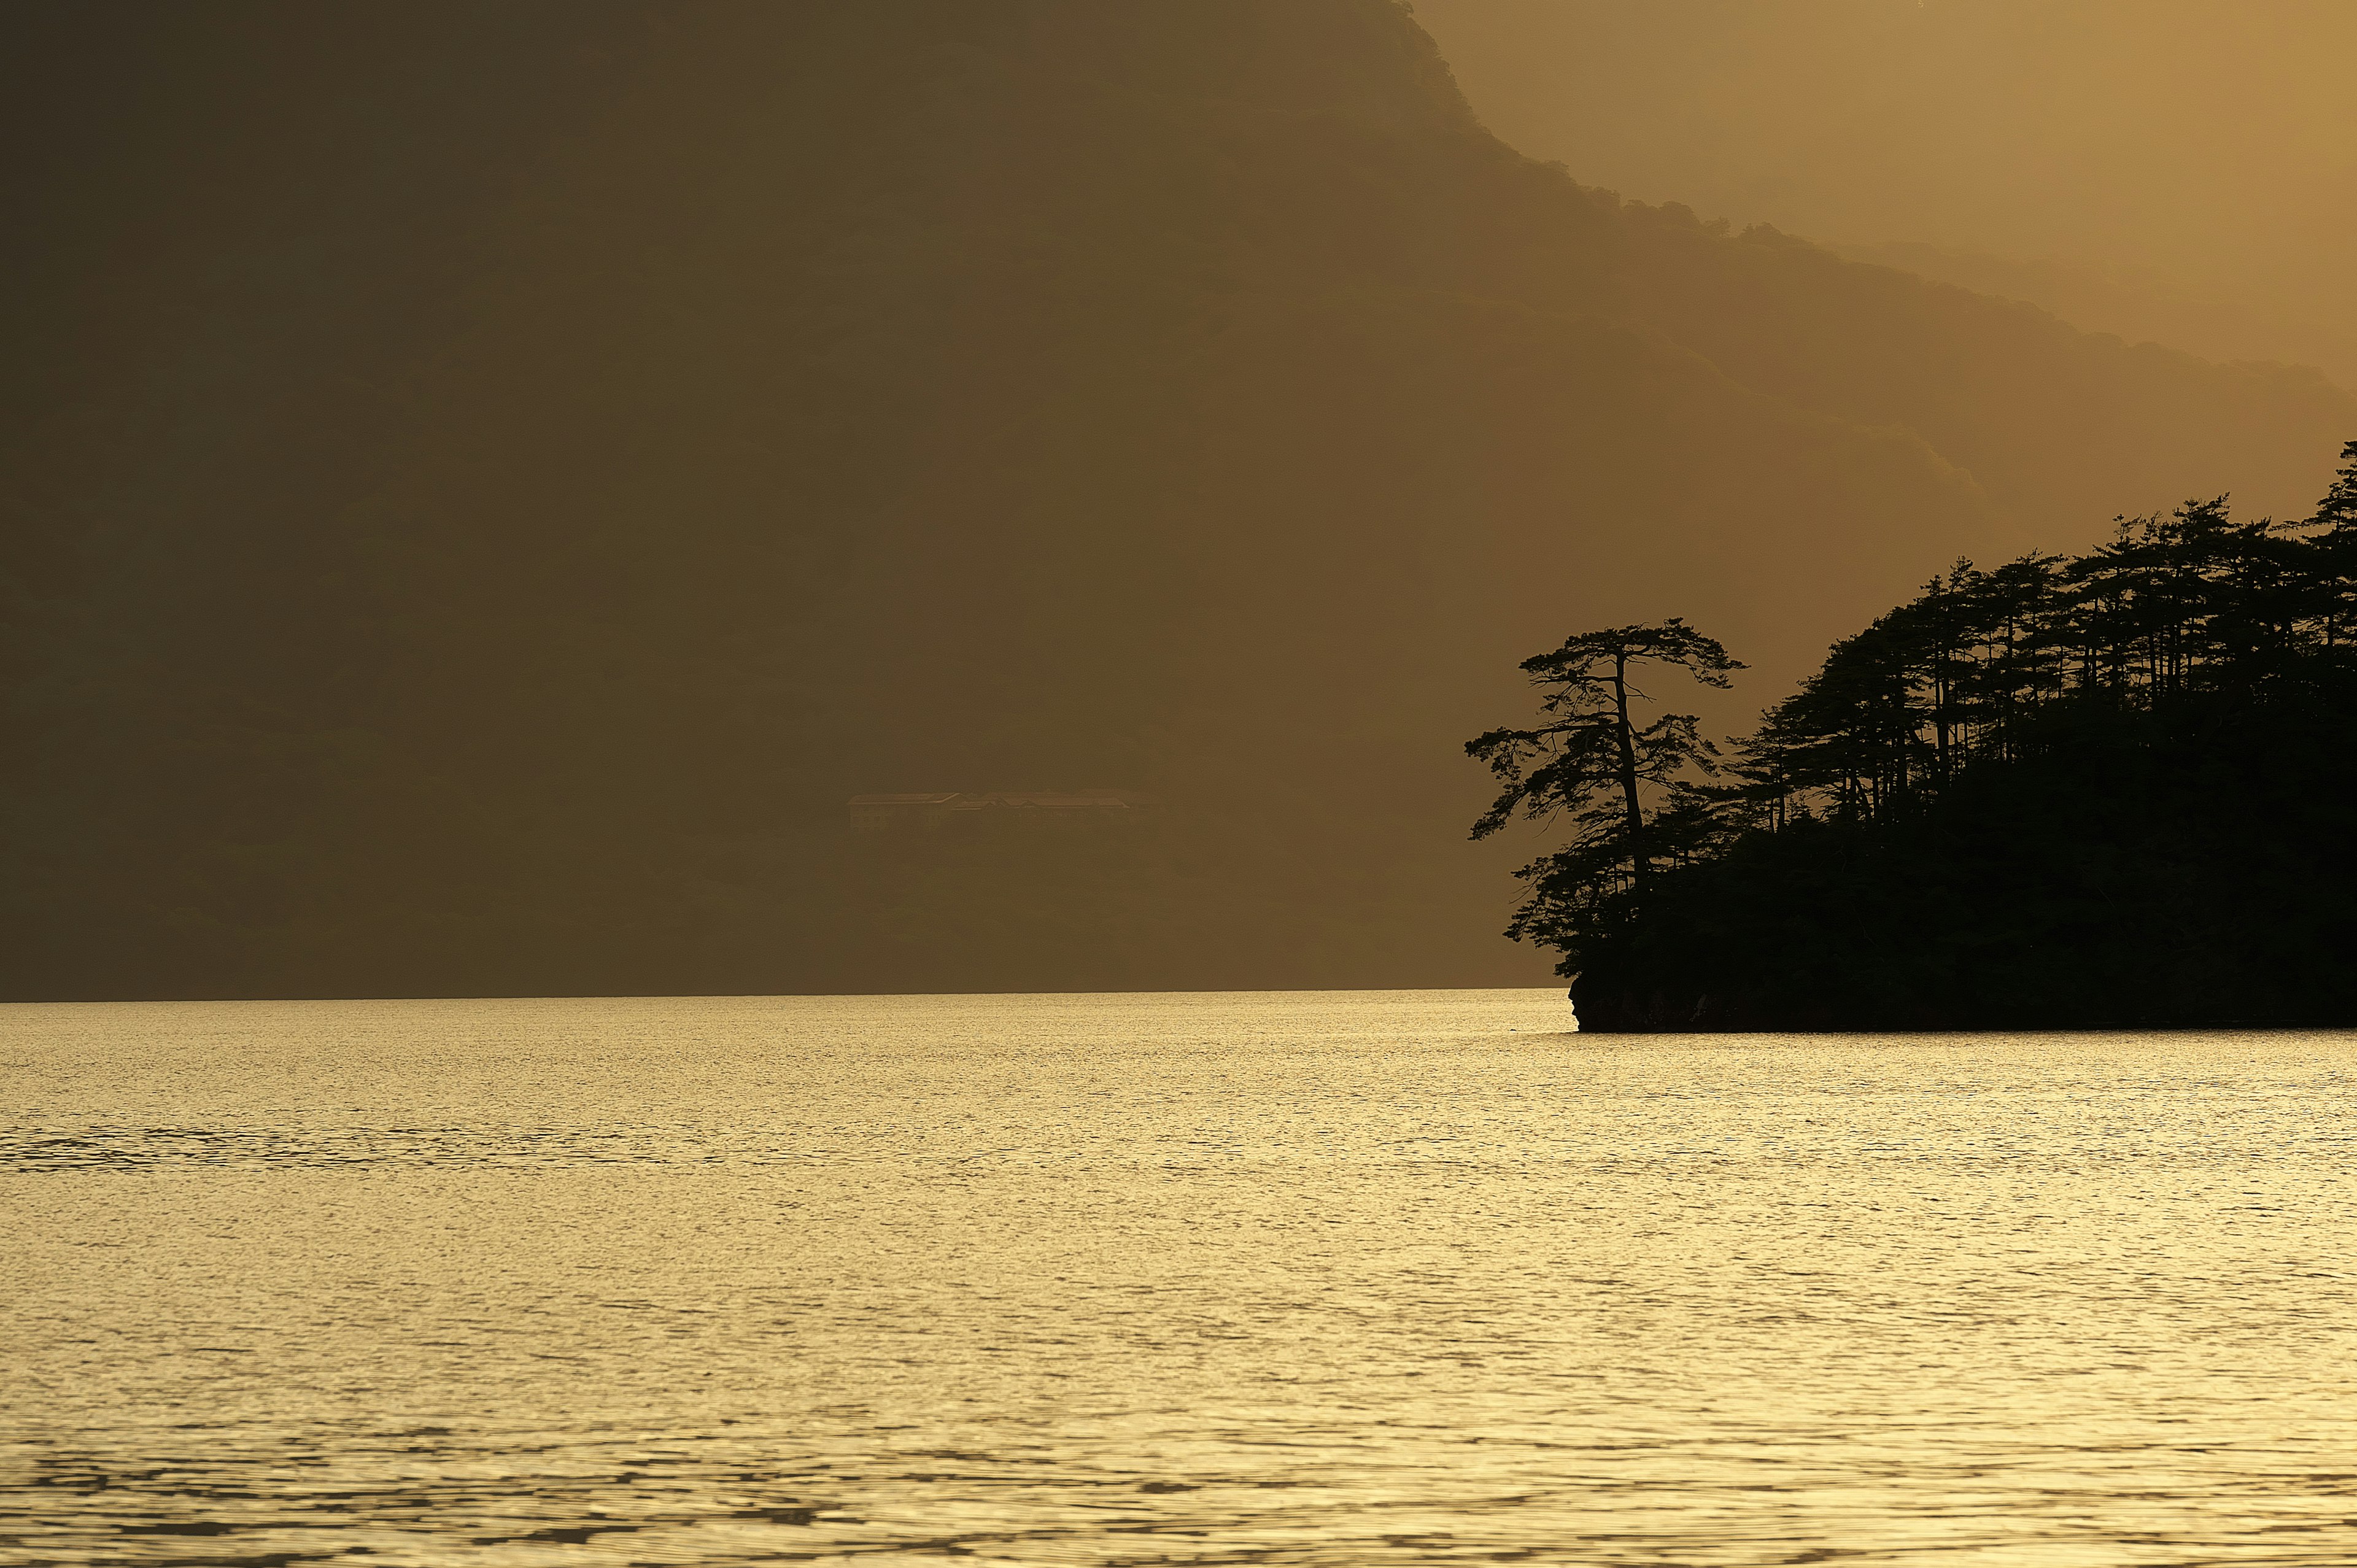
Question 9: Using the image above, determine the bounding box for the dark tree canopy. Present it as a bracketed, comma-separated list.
[1479, 440, 2357, 1030]
[1466, 619, 1742, 956]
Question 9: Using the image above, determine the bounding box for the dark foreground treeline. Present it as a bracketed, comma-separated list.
[1476, 441, 2357, 1030]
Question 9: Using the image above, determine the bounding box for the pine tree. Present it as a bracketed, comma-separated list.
[1466, 620, 1741, 967]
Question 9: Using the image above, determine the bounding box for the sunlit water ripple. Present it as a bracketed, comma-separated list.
[6, 991, 2357, 1565]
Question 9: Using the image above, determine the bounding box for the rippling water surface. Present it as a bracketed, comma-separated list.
[7, 991, 2357, 1565]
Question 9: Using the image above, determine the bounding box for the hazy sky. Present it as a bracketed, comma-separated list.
[1414, 0, 2357, 384]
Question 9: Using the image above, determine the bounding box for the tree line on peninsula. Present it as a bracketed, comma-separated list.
[1473, 439, 2357, 1030]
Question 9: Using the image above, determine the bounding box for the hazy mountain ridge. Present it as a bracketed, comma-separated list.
[1412, 0, 2357, 389]
[1827, 241, 2357, 393]
[3, 0, 2348, 998]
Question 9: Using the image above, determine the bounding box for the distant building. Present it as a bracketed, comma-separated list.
[847, 790, 1159, 835]
[970, 790, 1159, 828]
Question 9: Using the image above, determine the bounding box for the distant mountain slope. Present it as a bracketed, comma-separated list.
[3, 0, 2349, 998]
[1827, 241, 2357, 394]
[1412, 0, 2357, 389]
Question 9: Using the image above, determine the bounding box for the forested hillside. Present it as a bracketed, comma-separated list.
[1492, 444, 2357, 1030]
[5, 0, 2350, 998]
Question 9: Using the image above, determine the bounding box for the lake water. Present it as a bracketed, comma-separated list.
[6, 990, 2357, 1566]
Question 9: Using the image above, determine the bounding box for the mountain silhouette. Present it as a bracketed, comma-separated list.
[6, 0, 2349, 998]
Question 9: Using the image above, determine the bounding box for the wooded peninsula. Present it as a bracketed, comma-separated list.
[1473, 440, 2357, 1031]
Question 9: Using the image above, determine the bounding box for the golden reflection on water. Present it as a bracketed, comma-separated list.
[5, 991, 2357, 1565]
